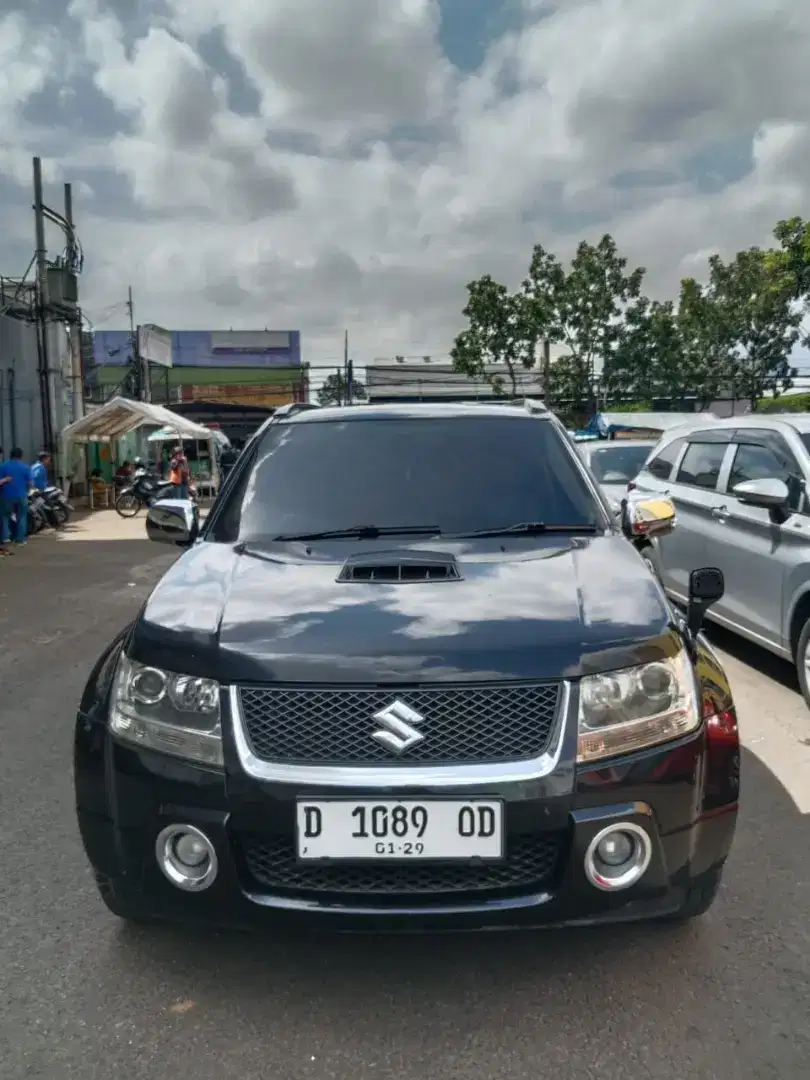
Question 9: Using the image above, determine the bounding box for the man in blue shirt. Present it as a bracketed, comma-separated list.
[0, 447, 33, 549]
[30, 452, 50, 492]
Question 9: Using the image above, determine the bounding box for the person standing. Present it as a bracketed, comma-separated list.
[30, 451, 50, 492]
[218, 441, 240, 482]
[169, 443, 190, 499]
[0, 447, 32, 548]
[0, 470, 12, 555]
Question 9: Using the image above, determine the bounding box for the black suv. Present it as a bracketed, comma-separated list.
[74, 402, 739, 931]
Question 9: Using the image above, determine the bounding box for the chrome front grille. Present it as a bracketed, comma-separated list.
[237, 682, 561, 765]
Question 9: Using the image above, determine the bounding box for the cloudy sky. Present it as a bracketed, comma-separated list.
[1, 0, 809, 368]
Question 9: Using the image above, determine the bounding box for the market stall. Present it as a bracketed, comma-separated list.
[60, 396, 219, 502]
[148, 424, 230, 498]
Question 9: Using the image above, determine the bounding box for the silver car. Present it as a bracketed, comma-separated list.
[632, 414, 810, 705]
[577, 439, 658, 506]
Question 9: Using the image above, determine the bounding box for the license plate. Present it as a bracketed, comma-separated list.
[296, 799, 503, 860]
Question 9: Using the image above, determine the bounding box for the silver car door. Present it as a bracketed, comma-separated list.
[706, 430, 810, 650]
[655, 431, 734, 598]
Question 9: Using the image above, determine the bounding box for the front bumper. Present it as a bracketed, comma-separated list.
[75, 711, 738, 932]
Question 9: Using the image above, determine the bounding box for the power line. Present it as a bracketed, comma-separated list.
[0, 253, 37, 320]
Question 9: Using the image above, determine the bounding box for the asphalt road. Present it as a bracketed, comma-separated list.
[1, 522, 808, 1080]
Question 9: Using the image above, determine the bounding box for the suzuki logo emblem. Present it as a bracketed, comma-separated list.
[371, 700, 425, 755]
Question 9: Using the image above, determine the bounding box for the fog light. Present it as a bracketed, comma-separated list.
[596, 832, 634, 866]
[155, 824, 218, 892]
[584, 822, 652, 892]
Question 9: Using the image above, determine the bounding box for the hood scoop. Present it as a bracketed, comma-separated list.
[337, 548, 462, 584]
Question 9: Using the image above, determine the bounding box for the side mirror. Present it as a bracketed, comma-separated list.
[622, 495, 676, 540]
[686, 567, 724, 639]
[145, 499, 199, 547]
[732, 477, 789, 509]
[609, 499, 622, 518]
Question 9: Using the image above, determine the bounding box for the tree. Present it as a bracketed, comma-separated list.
[708, 248, 801, 409]
[771, 216, 810, 349]
[613, 297, 680, 404]
[772, 216, 810, 299]
[672, 278, 729, 408]
[523, 234, 646, 411]
[545, 355, 586, 411]
[316, 372, 367, 406]
[451, 275, 538, 396]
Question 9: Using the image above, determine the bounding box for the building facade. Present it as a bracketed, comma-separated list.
[0, 295, 76, 463]
[365, 348, 567, 403]
[86, 329, 307, 409]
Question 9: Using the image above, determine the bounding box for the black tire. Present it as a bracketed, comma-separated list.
[115, 493, 142, 518]
[795, 618, 810, 708]
[663, 865, 724, 922]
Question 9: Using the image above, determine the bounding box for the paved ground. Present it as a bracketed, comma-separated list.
[1, 514, 808, 1080]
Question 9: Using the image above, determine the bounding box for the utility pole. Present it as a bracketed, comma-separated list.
[64, 182, 84, 428]
[127, 286, 150, 402]
[346, 358, 354, 405]
[33, 157, 55, 457]
[343, 330, 348, 393]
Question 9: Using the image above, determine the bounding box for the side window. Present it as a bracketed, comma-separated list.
[646, 437, 685, 481]
[728, 436, 806, 514]
[676, 442, 727, 490]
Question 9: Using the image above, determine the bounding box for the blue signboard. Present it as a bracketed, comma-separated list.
[92, 329, 301, 368]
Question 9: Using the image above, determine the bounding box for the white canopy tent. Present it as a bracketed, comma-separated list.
[60, 396, 219, 492]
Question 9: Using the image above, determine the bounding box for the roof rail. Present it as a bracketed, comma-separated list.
[270, 402, 320, 420]
[523, 398, 549, 414]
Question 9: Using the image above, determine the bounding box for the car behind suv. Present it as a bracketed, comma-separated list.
[75, 402, 739, 933]
[632, 413, 810, 706]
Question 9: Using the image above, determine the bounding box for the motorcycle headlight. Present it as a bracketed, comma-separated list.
[109, 655, 223, 767]
[577, 649, 699, 764]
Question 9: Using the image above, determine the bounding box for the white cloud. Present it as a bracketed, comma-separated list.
[1, 0, 810, 370]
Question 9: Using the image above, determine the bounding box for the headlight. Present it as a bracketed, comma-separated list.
[577, 649, 699, 764]
[109, 655, 223, 767]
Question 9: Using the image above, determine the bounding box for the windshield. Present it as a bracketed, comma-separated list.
[585, 443, 653, 484]
[228, 415, 604, 541]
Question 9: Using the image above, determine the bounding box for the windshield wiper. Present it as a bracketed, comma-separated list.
[452, 521, 601, 539]
[271, 525, 442, 542]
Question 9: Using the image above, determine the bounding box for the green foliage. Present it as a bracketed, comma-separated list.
[614, 400, 653, 412]
[316, 372, 367, 406]
[523, 235, 645, 409]
[707, 247, 800, 407]
[772, 217, 810, 298]
[450, 275, 538, 395]
[755, 393, 810, 414]
[453, 216, 809, 413]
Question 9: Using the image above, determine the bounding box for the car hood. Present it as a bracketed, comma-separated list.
[130, 534, 676, 683]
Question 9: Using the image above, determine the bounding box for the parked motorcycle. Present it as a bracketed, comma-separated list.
[40, 485, 73, 526]
[115, 469, 196, 518]
[26, 490, 49, 534]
